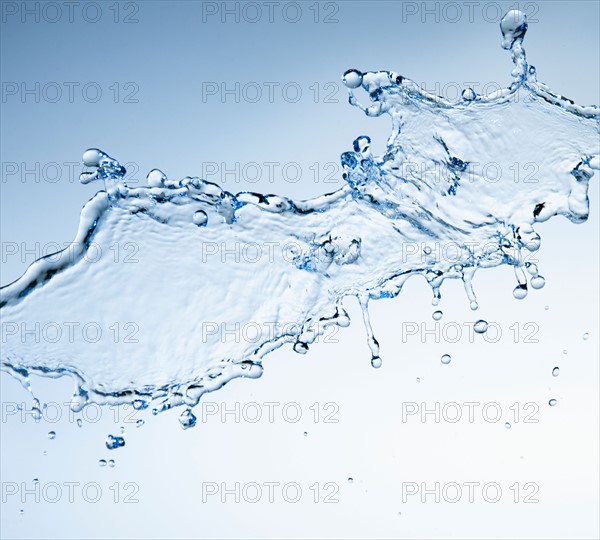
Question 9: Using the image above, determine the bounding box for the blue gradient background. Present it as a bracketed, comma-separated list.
[1, 1, 599, 538]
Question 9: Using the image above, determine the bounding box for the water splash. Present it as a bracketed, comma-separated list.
[1, 11, 598, 421]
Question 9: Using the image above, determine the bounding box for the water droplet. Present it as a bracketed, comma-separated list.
[549, 399, 557, 406]
[303, 431, 308, 437]
[342, 69, 363, 89]
[42, 450, 47, 456]
[505, 422, 511, 429]
[33, 478, 39, 483]
[530, 275, 545, 289]
[108, 459, 115, 468]
[473, 320, 489, 334]
[179, 408, 197, 430]
[562, 349, 568, 355]
[119, 426, 125, 434]
[462, 88, 477, 101]
[432, 310, 443, 321]
[469, 301, 479, 311]
[76, 418, 83, 428]
[416, 377, 421, 383]
[544, 305, 550, 310]
[192, 210, 208, 227]
[136, 419, 145, 428]
[371, 356, 382, 369]
[440, 354, 451, 365]
[423, 246, 432, 255]
[347, 477, 354, 484]
[583, 333, 589, 340]
[105, 434, 125, 450]
[19, 509, 24, 516]
[552, 367, 560, 377]
[133, 398, 149, 410]
[47, 431, 56, 440]
[98, 459, 107, 467]
[146, 168, 167, 187]
[513, 285, 528, 299]
[293, 341, 309, 354]
[500, 9, 528, 50]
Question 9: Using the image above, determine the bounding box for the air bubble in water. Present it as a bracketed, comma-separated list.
[552, 367, 560, 377]
[441, 354, 451, 365]
[105, 434, 125, 450]
[549, 399, 557, 406]
[474, 320, 488, 333]
[432, 310, 443, 321]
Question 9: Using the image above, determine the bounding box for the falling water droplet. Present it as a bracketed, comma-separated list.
[371, 356, 382, 369]
[33, 478, 39, 483]
[19, 509, 24, 516]
[47, 431, 56, 440]
[505, 422, 511, 429]
[76, 419, 83, 428]
[347, 477, 354, 484]
[583, 333, 589, 340]
[119, 426, 125, 434]
[136, 419, 145, 428]
[192, 210, 208, 227]
[179, 408, 197, 430]
[552, 367, 560, 377]
[416, 377, 421, 383]
[544, 305, 550, 310]
[432, 310, 443, 321]
[473, 320, 489, 334]
[549, 399, 557, 406]
[513, 285, 528, 299]
[98, 459, 107, 467]
[440, 354, 451, 365]
[342, 69, 363, 89]
[293, 341, 309, 354]
[108, 460, 115, 468]
[105, 434, 125, 450]
[303, 431, 308, 437]
[530, 275, 545, 289]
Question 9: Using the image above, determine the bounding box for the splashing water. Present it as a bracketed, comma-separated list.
[1, 11, 598, 420]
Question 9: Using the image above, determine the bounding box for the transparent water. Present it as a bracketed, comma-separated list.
[1, 11, 598, 419]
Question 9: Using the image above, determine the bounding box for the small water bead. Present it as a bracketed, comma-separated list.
[119, 426, 125, 434]
[347, 477, 354, 484]
[19, 509, 24, 516]
[462, 88, 477, 101]
[293, 341, 309, 354]
[549, 399, 557, 406]
[303, 431, 308, 437]
[432, 310, 443, 321]
[47, 431, 56, 440]
[423, 246, 432, 255]
[342, 69, 363, 89]
[105, 434, 125, 450]
[562, 349, 568, 355]
[505, 422, 511, 429]
[146, 168, 167, 187]
[192, 210, 208, 228]
[474, 320, 489, 334]
[136, 419, 145, 428]
[440, 354, 451, 365]
[512, 285, 528, 300]
[108, 460, 115, 468]
[469, 301, 479, 311]
[530, 275, 545, 289]
[544, 305, 550, 311]
[416, 377, 421, 383]
[76, 419, 83, 428]
[371, 356, 382, 369]
[583, 333, 589, 340]
[98, 459, 107, 467]
[552, 367, 560, 377]
[179, 408, 197, 430]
